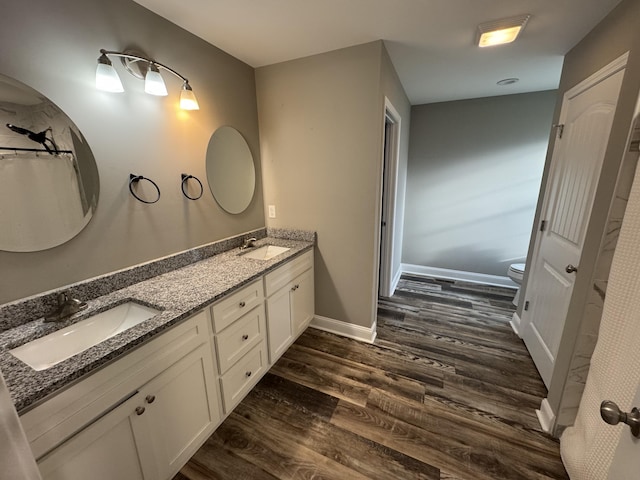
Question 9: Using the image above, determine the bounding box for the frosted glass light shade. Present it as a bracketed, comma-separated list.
[180, 83, 199, 110]
[95, 63, 124, 93]
[144, 65, 168, 96]
[477, 14, 530, 48]
[478, 26, 522, 47]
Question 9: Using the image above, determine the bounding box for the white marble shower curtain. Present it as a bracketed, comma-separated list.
[560, 126, 640, 478]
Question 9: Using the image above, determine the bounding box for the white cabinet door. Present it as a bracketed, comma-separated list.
[266, 265, 315, 364]
[291, 268, 314, 337]
[38, 336, 220, 480]
[266, 284, 293, 364]
[38, 393, 146, 480]
[139, 342, 221, 480]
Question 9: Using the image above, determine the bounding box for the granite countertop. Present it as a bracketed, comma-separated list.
[0, 237, 313, 413]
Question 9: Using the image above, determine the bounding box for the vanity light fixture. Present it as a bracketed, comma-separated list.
[477, 14, 530, 48]
[96, 49, 199, 110]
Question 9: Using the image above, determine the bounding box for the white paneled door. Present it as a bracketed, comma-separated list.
[521, 56, 626, 387]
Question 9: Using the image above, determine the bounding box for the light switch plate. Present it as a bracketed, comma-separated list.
[268, 205, 276, 218]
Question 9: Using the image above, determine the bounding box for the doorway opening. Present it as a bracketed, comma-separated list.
[378, 99, 402, 300]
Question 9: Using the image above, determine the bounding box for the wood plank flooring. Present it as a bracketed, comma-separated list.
[174, 275, 568, 480]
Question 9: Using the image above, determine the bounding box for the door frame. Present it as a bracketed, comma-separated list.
[377, 97, 402, 299]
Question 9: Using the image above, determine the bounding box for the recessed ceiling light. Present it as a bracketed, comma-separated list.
[477, 15, 530, 48]
[497, 78, 519, 86]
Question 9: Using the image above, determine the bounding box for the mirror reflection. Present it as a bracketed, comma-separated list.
[206, 126, 255, 214]
[0, 74, 99, 252]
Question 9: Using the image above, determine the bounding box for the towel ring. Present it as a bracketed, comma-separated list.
[181, 173, 203, 200]
[129, 174, 160, 204]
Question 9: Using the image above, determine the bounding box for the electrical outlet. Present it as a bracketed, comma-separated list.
[268, 205, 276, 218]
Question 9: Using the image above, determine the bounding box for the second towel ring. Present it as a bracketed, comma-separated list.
[181, 173, 203, 200]
[129, 174, 160, 204]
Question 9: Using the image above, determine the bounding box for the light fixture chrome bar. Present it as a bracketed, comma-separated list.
[97, 49, 199, 110]
[99, 49, 190, 84]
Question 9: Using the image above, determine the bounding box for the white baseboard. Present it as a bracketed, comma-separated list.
[310, 315, 377, 344]
[510, 311, 522, 338]
[536, 398, 557, 434]
[401, 264, 518, 289]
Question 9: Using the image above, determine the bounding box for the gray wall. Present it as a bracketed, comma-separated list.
[256, 41, 411, 329]
[0, 0, 264, 304]
[403, 92, 556, 276]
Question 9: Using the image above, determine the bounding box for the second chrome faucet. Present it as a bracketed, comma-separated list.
[239, 237, 257, 251]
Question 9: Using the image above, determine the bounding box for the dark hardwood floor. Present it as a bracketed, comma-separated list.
[174, 275, 568, 480]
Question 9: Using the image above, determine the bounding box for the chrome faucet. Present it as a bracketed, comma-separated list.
[44, 291, 87, 323]
[240, 237, 257, 251]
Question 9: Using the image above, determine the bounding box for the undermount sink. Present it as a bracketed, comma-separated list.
[242, 245, 290, 260]
[10, 301, 160, 371]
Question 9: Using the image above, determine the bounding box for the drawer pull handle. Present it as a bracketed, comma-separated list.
[245, 371, 252, 377]
[135, 406, 146, 416]
[145, 395, 156, 404]
[239, 301, 246, 308]
[242, 334, 249, 341]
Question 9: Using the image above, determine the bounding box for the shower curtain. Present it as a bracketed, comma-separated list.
[560, 120, 640, 478]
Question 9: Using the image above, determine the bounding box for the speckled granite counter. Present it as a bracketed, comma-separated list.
[0, 234, 314, 413]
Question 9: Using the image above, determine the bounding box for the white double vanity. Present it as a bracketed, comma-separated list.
[0, 234, 314, 480]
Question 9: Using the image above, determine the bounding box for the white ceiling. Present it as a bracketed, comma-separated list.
[133, 0, 622, 105]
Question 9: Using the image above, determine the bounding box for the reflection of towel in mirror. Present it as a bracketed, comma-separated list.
[0, 368, 42, 479]
[0, 152, 91, 251]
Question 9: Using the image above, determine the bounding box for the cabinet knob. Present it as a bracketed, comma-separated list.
[145, 395, 156, 404]
[291, 286, 296, 292]
[239, 301, 246, 308]
[135, 406, 146, 416]
[245, 371, 252, 377]
[242, 334, 249, 341]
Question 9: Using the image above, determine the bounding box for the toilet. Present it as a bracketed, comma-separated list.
[507, 263, 526, 307]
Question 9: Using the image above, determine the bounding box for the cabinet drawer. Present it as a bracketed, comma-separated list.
[219, 343, 266, 413]
[215, 304, 266, 374]
[211, 280, 264, 332]
[265, 250, 313, 297]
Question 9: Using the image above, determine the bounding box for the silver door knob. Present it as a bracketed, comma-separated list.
[566, 264, 578, 274]
[600, 400, 640, 437]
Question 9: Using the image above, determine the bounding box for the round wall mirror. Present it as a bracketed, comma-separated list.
[0, 73, 99, 252]
[206, 126, 255, 214]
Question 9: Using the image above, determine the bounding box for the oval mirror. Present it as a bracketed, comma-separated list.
[0, 73, 99, 252]
[206, 126, 255, 214]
